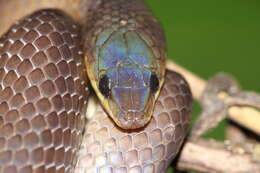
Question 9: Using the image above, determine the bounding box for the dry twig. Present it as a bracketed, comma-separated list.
[166, 60, 260, 135]
[166, 60, 260, 173]
[177, 139, 260, 173]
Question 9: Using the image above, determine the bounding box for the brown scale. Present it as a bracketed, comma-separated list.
[75, 71, 192, 173]
[0, 1, 193, 173]
[0, 10, 88, 173]
[84, 0, 166, 68]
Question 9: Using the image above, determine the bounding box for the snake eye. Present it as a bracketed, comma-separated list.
[150, 73, 159, 93]
[99, 75, 111, 98]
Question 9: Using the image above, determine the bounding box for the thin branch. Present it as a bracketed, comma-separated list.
[177, 139, 260, 173]
[166, 60, 206, 99]
[166, 60, 260, 135]
[228, 106, 260, 135]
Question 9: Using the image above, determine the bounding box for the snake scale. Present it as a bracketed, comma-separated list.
[0, 0, 193, 173]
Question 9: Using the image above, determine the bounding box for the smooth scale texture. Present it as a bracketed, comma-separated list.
[0, 10, 88, 173]
[75, 71, 192, 173]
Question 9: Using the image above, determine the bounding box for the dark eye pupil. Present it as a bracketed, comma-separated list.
[99, 75, 110, 98]
[150, 73, 159, 93]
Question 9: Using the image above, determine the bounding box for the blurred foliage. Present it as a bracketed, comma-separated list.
[145, 0, 260, 172]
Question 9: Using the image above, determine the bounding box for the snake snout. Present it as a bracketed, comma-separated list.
[118, 110, 149, 129]
[112, 87, 150, 111]
[110, 87, 153, 129]
[126, 110, 145, 120]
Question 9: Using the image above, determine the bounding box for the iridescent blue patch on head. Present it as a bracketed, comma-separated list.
[99, 32, 127, 70]
[125, 32, 154, 67]
[117, 65, 145, 88]
[95, 29, 161, 129]
[111, 87, 150, 112]
[97, 30, 154, 71]
[106, 66, 152, 91]
[96, 29, 114, 47]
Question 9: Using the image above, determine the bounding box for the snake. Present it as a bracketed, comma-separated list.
[0, 0, 193, 173]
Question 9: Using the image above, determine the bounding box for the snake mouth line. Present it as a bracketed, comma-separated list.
[106, 86, 155, 129]
[117, 111, 150, 129]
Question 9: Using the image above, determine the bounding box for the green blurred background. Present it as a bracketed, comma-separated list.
[145, 0, 260, 172]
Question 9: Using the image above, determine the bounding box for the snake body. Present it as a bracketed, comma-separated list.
[76, 71, 192, 173]
[0, 0, 193, 173]
[0, 10, 88, 173]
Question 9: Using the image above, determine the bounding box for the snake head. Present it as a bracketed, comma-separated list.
[97, 65, 164, 129]
[85, 30, 165, 129]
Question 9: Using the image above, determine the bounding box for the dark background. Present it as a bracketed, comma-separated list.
[145, 0, 260, 172]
